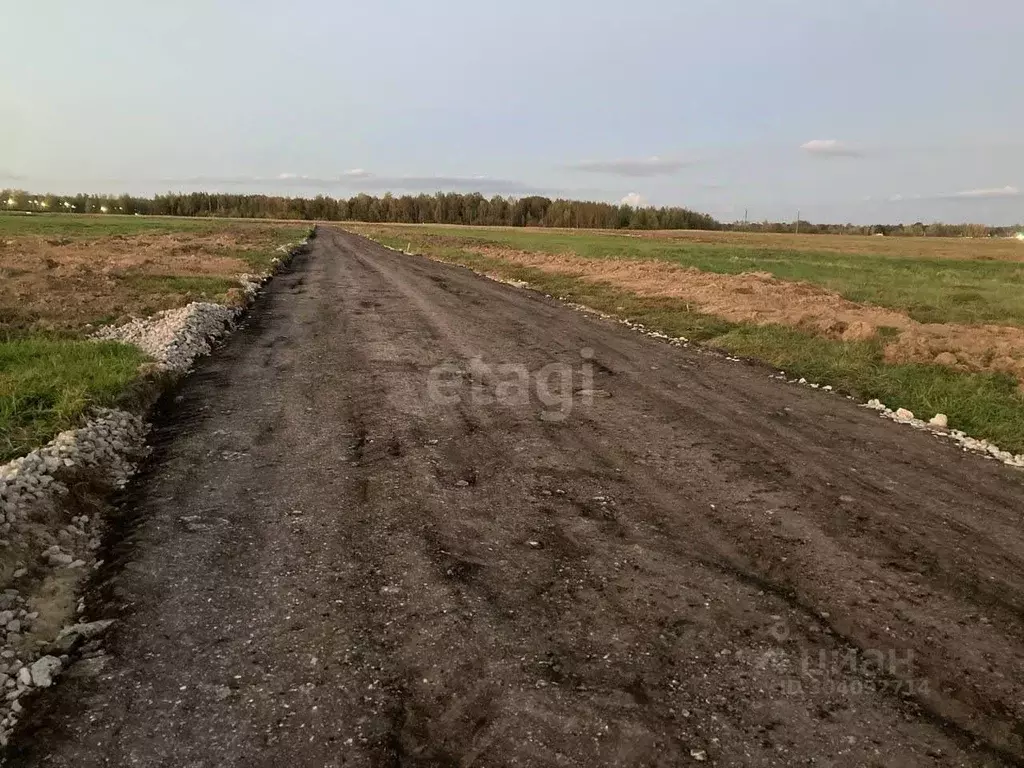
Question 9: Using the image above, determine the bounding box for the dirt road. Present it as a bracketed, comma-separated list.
[12, 228, 1024, 767]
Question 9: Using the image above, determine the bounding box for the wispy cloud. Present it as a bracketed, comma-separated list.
[946, 185, 1020, 199]
[800, 139, 862, 157]
[620, 192, 646, 207]
[0, 170, 25, 182]
[887, 185, 1020, 203]
[565, 156, 691, 177]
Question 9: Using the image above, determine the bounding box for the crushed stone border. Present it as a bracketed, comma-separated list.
[0, 228, 315, 746]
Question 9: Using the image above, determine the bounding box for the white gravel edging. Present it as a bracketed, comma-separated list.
[94, 302, 238, 373]
[861, 398, 1024, 468]
[0, 409, 148, 745]
[0, 409, 148, 527]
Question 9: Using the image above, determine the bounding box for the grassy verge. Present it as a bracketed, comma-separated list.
[359, 229, 1024, 455]
[717, 326, 1024, 450]
[0, 337, 147, 461]
[354, 225, 1024, 327]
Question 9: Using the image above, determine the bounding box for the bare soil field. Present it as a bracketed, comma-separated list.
[0, 217, 306, 332]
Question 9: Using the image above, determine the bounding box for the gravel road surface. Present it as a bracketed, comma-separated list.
[11, 228, 1024, 767]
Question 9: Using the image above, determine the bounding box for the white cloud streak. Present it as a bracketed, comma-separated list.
[889, 185, 1021, 202]
[800, 139, 862, 157]
[947, 185, 1020, 199]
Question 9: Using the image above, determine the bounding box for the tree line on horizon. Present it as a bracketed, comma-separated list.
[1, 189, 719, 231]
[2, 188, 1020, 237]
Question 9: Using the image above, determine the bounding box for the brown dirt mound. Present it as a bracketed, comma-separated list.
[476, 246, 1024, 383]
[884, 325, 1024, 383]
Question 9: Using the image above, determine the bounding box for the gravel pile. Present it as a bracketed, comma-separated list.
[0, 410, 147, 744]
[0, 409, 148, 526]
[94, 301, 239, 374]
[0, 608, 117, 745]
[238, 273, 264, 301]
[863, 399, 1024, 468]
[0, 600, 115, 745]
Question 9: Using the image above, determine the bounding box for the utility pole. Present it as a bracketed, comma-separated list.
[795, 210, 800, 235]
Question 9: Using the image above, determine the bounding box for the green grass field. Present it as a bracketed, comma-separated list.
[0, 211, 281, 238]
[350, 224, 1024, 455]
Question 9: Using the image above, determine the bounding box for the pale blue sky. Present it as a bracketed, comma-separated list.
[2, 0, 1022, 224]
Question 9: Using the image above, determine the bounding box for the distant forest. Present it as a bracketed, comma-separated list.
[2, 189, 1021, 237]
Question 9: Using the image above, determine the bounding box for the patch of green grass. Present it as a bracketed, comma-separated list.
[0, 212, 236, 238]
[0, 337, 147, 461]
[229, 226, 314, 272]
[358, 227, 1024, 455]
[716, 325, 1024, 451]
[0, 213, 312, 242]
[356, 225, 1024, 327]
[114, 274, 239, 302]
